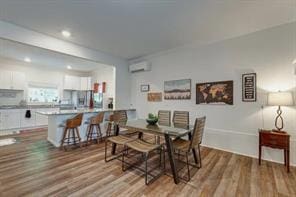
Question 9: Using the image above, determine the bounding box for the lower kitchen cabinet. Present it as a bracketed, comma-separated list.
[0, 110, 21, 130]
[0, 108, 59, 131]
[20, 109, 36, 128]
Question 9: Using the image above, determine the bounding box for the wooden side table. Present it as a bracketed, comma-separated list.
[259, 129, 290, 172]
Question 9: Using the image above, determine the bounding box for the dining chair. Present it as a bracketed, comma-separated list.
[60, 113, 84, 150]
[158, 110, 171, 126]
[114, 110, 138, 136]
[104, 111, 136, 162]
[85, 112, 104, 145]
[173, 111, 189, 126]
[122, 139, 165, 185]
[151, 110, 171, 144]
[172, 116, 206, 181]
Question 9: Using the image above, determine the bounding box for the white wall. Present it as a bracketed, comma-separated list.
[130, 22, 296, 165]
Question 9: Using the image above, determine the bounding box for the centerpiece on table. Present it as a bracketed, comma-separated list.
[146, 113, 158, 125]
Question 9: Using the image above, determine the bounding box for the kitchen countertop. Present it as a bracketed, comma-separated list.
[36, 108, 136, 116]
[0, 105, 72, 110]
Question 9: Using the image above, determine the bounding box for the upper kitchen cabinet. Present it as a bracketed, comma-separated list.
[80, 77, 92, 91]
[64, 75, 92, 91]
[0, 70, 12, 89]
[0, 70, 26, 90]
[12, 71, 26, 90]
[64, 75, 81, 90]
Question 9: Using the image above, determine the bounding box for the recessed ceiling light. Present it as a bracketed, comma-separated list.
[67, 65, 72, 70]
[61, 30, 71, 38]
[24, 57, 31, 63]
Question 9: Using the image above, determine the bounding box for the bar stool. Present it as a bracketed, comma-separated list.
[60, 113, 83, 150]
[85, 112, 105, 145]
[105, 114, 115, 137]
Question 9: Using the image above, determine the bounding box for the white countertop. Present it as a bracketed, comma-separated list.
[36, 108, 136, 116]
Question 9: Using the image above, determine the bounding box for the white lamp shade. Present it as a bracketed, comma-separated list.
[268, 91, 294, 106]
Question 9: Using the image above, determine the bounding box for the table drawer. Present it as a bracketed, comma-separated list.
[261, 133, 288, 148]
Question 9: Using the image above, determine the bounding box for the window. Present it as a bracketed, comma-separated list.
[28, 86, 59, 103]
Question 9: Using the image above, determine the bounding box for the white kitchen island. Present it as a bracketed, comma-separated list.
[37, 108, 137, 147]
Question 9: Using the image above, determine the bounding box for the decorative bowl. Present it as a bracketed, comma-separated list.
[146, 118, 158, 125]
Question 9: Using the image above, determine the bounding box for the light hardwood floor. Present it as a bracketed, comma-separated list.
[0, 130, 295, 197]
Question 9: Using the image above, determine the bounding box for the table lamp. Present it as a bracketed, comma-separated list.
[267, 91, 294, 132]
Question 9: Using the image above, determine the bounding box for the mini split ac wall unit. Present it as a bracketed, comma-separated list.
[129, 61, 151, 73]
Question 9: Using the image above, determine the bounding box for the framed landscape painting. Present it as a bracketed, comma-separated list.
[148, 92, 162, 102]
[164, 79, 191, 100]
[196, 80, 233, 105]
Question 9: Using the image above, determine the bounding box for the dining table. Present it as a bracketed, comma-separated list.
[113, 119, 195, 184]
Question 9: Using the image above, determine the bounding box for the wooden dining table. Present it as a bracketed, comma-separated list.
[112, 119, 194, 184]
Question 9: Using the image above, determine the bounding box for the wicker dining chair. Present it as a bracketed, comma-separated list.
[173, 111, 189, 126]
[173, 116, 206, 181]
[114, 110, 138, 136]
[122, 139, 165, 185]
[158, 110, 171, 126]
[152, 110, 171, 144]
[104, 111, 137, 162]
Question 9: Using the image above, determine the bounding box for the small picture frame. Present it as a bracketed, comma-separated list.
[242, 73, 257, 102]
[141, 84, 150, 92]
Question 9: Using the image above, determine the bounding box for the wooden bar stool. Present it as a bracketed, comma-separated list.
[106, 114, 115, 137]
[85, 112, 105, 145]
[60, 113, 83, 150]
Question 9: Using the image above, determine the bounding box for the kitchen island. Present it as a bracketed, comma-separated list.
[37, 108, 137, 147]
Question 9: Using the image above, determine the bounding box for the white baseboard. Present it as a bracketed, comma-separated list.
[202, 127, 296, 166]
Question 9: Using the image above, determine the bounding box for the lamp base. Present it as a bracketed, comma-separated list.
[275, 106, 284, 131]
[272, 129, 287, 134]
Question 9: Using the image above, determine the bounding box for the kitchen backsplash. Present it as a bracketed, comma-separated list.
[0, 90, 24, 105]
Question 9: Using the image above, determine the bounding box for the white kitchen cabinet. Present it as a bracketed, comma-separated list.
[64, 75, 73, 90]
[0, 70, 13, 89]
[0, 70, 26, 90]
[0, 108, 59, 131]
[20, 109, 36, 128]
[0, 110, 21, 130]
[12, 72, 26, 90]
[72, 76, 81, 90]
[64, 75, 81, 90]
[80, 77, 92, 91]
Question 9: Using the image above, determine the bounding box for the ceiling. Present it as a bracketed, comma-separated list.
[0, 38, 110, 72]
[0, 0, 295, 60]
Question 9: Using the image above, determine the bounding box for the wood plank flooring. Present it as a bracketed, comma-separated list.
[0, 130, 295, 197]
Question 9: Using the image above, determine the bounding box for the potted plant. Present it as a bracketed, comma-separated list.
[146, 113, 158, 125]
